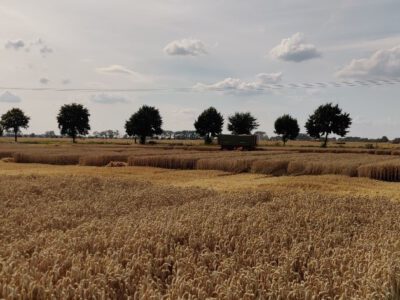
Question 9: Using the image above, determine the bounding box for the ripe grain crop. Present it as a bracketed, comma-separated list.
[127, 151, 400, 181]
[1, 175, 400, 299]
[0, 151, 13, 159]
[79, 154, 129, 166]
[128, 155, 200, 169]
[358, 160, 400, 182]
[251, 159, 290, 176]
[196, 157, 258, 173]
[13, 152, 81, 165]
[4, 142, 400, 181]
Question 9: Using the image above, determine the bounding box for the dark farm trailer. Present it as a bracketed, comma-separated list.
[218, 134, 258, 150]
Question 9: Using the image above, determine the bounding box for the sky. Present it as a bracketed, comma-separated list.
[0, 0, 400, 138]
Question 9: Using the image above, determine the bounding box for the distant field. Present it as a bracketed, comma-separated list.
[0, 136, 398, 149]
[1, 141, 400, 181]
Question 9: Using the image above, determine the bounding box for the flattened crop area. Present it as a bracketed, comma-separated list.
[1, 175, 400, 299]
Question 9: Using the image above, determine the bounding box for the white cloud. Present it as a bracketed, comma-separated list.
[194, 72, 282, 94]
[255, 72, 282, 84]
[5, 39, 25, 50]
[61, 79, 71, 85]
[270, 32, 321, 62]
[164, 38, 207, 56]
[40, 78, 49, 85]
[336, 45, 400, 78]
[96, 64, 144, 78]
[0, 91, 22, 103]
[90, 93, 130, 104]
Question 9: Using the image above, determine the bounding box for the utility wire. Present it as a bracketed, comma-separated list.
[0, 78, 399, 93]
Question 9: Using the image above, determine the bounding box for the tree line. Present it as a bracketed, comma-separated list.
[0, 102, 352, 147]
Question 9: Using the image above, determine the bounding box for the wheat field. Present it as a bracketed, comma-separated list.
[1, 171, 400, 299]
[2, 141, 400, 299]
[2, 142, 400, 182]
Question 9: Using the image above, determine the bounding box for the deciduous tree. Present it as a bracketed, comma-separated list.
[0, 108, 30, 142]
[274, 114, 300, 146]
[125, 105, 163, 144]
[194, 107, 224, 144]
[57, 103, 90, 143]
[227, 112, 259, 135]
[305, 103, 351, 147]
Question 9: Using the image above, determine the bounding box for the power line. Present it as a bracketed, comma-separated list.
[0, 78, 399, 93]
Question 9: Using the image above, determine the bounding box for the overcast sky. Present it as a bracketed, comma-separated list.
[1, 0, 400, 137]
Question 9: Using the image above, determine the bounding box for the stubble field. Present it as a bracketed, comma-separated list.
[1, 140, 400, 299]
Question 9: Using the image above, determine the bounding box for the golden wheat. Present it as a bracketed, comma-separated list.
[13, 152, 81, 165]
[196, 157, 258, 173]
[358, 160, 400, 181]
[128, 155, 199, 169]
[4, 142, 400, 181]
[79, 154, 129, 166]
[1, 175, 400, 298]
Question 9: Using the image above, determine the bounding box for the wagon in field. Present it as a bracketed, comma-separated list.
[217, 134, 258, 150]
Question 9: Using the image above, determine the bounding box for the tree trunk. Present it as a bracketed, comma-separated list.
[282, 137, 287, 146]
[322, 132, 329, 148]
[140, 135, 146, 144]
[134, 136, 137, 144]
[14, 129, 17, 142]
[72, 135, 76, 143]
[204, 133, 211, 145]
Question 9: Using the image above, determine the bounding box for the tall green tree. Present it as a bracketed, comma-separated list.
[125, 105, 162, 144]
[227, 112, 259, 134]
[194, 107, 224, 144]
[0, 108, 30, 142]
[57, 103, 90, 143]
[274, 114, 300, 146]
[305, 103, 352, 147]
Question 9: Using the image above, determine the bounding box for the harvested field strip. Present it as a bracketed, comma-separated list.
[1, 175, 400, 298]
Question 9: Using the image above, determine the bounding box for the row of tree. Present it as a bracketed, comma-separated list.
[193, 103, 351, 147]
[0, 104, 91, 143]
[0, 102, 352, 147]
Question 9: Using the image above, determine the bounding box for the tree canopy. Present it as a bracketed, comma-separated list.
[125, 105, 163, 144]
[227, 112, 259, 135]
[194, 107, 224, 144]
[274, 114, 300, 145]
[0, 108, 30, 142]
[305, 103, 352, 147]
[57, 103, 91, 143]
